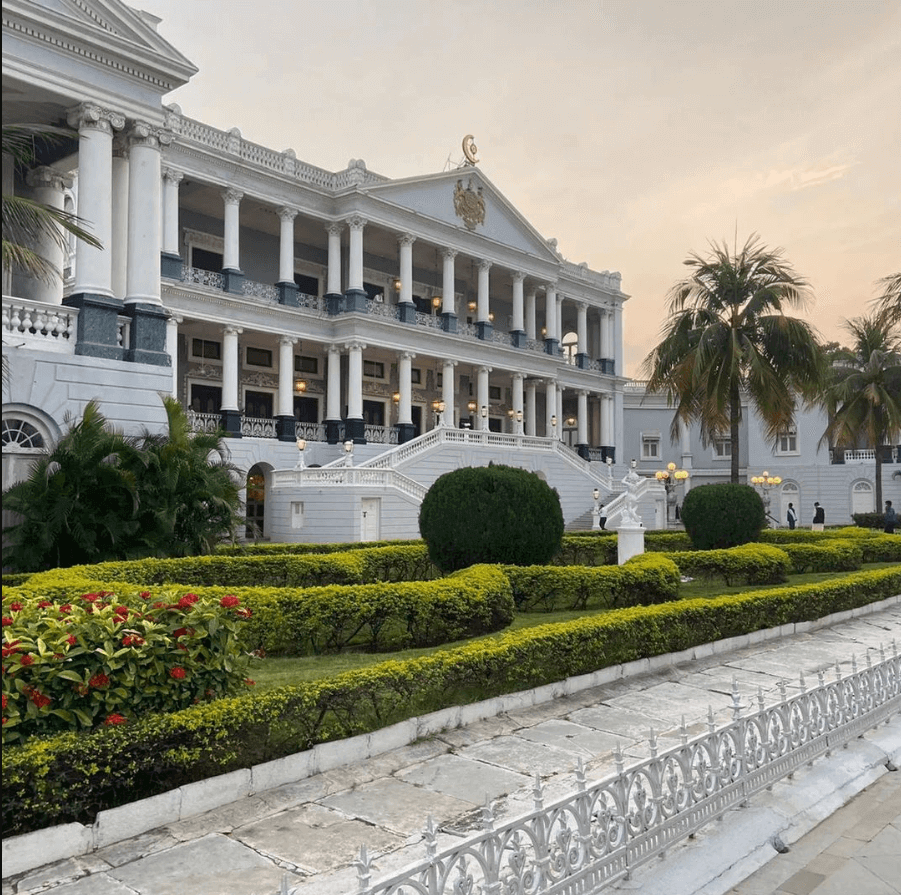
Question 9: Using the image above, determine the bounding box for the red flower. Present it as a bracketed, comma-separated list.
[139, 591, 151, 599]
[220, 595, 240, 608]
[169, 666, 186, 680]
[2, 641, 21, 659]
[29, 690, 51, 709]
[89, 672, 110, 688]
[176, 643, 188, 651]
[58, 604, 72, 614]
[9, 602, 23, 612]
[122, 635, 145, 647]
[103, 713, 128, 726]
[177, 593, 200, 609]
[81, 593, 99, 603]
[1, 618, 12, 627]
[113, 605, 129, 619]
[38, 600, 53, 608]
[2, 693, 7, 708]
[20, 654, 34, 666]
[172, 627, 189, 638]
[67, 634, 77, 645]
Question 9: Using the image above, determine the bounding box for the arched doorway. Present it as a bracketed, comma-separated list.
[779, 482, 799, 528]
[245, 464, 266, 540]
[851, 480, 874, 516]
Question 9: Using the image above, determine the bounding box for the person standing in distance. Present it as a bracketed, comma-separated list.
[885, 500, 897, 534]
[786, 502, 797, 530]
[812, 502, 825, 532]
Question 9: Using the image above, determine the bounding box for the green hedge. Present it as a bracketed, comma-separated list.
[667, 543, 790, 586]
[507, 553, 679, 611]
[5, 565, 898, 836]
[780, 539, 863, 574]
[215, 539, 423, 555]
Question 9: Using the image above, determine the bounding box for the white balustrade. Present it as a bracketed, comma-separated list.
[2, 297, 77, 353]
[186, 410, 221, 434]
[241, 416, 278, 439]
[181, 267, 225, 290]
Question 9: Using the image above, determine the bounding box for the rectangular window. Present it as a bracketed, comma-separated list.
[244, 390, 273, 419]
[191, 247, 223, 273]
[777, 427, 798, 454]
[641, 436, 660, 459]
[294, 355, 318, 375]
[290, 502, 304, 530]
[714, 437, 732, 458]
[362, 400, 385, 426]
[489, 386, 502, 401]
[293, 396, 318, 423]
[363, 360, 385, 379]
[191, 338, 221, 361]
[411, 368, 422, 385]
[293, 273, 319, 297]
[245, 346, 273, 368]
[190, 384, 222, 413]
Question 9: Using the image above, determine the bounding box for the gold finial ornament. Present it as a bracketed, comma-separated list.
[462, 134, 479, 165]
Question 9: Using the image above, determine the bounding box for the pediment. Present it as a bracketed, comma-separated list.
[364, 168, 561, 262]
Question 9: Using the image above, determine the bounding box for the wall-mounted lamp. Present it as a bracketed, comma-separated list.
[392, 391, 401, 403]
[551, 414, 557, 428]
[344, 440, 354, 452]
[467, 400, 477, 413]
[631, 458, 637, 469]
[488, 312, 495, 322]
[515, 409, 523, 423]
[467, 300, 477, 312]
[432, 296, 442, 308]
[294, 379, 307, 393]
[393, 278, 402, 292]
[480, 405, 488, 419]
[565, 416, 577, 427]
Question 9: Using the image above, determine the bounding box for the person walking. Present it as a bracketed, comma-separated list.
[885, 500, 897, 534]
[812, 502, 825, 532]
[786, 502, 797, 530]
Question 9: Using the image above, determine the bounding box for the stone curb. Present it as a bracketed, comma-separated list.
[3, 595, 898, 880]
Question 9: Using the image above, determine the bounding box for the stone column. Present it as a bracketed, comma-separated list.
[277, 335, 298, 441]
[511, 271, 526, 347]
[24, 167, 72, 304]
[110, 143, 128, 300]
[612, 304, 622, 377]
[576, 389, 589, 458]
[325, 345, 342, 443]
[441, 248, 457, 332]
[124, 121, 169, 365]
[64, 102, 125, 360]
[220, 188, 244, 294]
[476, 259, 492, 340]
[442, 360, 457, 427]
[544, 284, 559, 355]
[161, 167, 183, 277]
[477, 366, 491, 431]
[600, 307, 613, 372]
[525, 288, 537, 340]
[220, 325, 242, 437]
[276, 207, 299, 306]
[325, 223, 343, 314]
[397, 233, 416, 323]
[512, 372, 525, 434]
[601, 393, 614, 461]
[165, 315, 181, 399]
[545, 380, 557, 438]
[345, 216, 367, 312]
[345, 341, 366, 442]
[557, 388, 564, 440]
[397, 351, 416, 443]
[526, 380, 538, 437]
[576, 302, 589, 368]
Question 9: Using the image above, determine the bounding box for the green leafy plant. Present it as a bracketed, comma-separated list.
[680, 483, 766, 550]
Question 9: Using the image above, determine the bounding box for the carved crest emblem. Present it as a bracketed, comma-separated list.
[453, 178, 485, 231]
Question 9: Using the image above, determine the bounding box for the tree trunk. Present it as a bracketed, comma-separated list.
[875, 450, 883, 511]
[730, 382, 741, 483]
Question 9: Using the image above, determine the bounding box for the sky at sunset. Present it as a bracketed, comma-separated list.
[141, 0, 901, 377]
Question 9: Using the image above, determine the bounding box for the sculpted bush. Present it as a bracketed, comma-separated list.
[680, 483, 766, 550]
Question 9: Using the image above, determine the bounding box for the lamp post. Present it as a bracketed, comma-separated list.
[750, 470, 781, 523]
[432, 399, 445, 428]
[295, 437, 306, 470]
[655, 461, 689, 526]
[343, 440, 354, 467]
[515, 409, 523, 435]
[591, 487, 602, 530]
[550, 414, 557, 440]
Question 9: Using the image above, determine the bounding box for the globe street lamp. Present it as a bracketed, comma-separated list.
[655, 461, 689, 526]
[591, 487, 603, 530]
[295, 438, 306, 470]
[750, 471, 782, 523]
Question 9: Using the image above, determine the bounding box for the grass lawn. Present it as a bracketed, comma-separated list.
[247, 562, 899, 691]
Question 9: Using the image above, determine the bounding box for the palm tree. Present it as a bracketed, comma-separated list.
[870, 273, 901, 329]
[641, 235, 823, 482]
[819, 314, 901, 509]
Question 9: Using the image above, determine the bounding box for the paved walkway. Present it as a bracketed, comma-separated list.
[3, 603, 900, 895]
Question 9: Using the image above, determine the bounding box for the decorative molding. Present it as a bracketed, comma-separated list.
[67, 102, 125, 134]
[453, 176, 486, 231]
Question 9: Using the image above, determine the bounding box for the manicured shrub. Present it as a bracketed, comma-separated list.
[851, 512, 884, 529]
[680, 483, 766, 550]
[668, 543, 790, 586]
[418, 464, 564, 572]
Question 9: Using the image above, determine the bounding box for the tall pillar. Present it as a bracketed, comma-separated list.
[345, 216, 367, 312]
[576, 302, 589, 368]
[557, 388, 564, 440]
[110, 144, 128, 300]
[576, 389, 589, 458]
[526, 380, 538, 437]
[220, 325, 242, 437]
[511, 271, 526, 347]
[161, 167, 183, 277]
[441, 248, 457, 332]
[345, 341, 366, 442]
[442, 360, 457, 427]
[220, 188, 244, 294]
[544, 284, 559, 355]
[277, 336, 298, 441]
[24, 167, 72, 304]
[512, 372, 525, 434]
[601, 393, 614, 461]
[477, 366, 491, 431]
[397, 351, 416, 443]
[600, 307, 613, 373]
[476, 259, 492, 340]
[165, 315, 181, 398]
[275, 207, 299, 306]
[64, 102, 125, 360]
[612, 304, 623, 378]
[124, 121, 169, 365]
[325, 345, 342, 443]
[325, 223, 343, 314]
[525, 288, 537, 340]
[545, 380, 557, 438]
[397, 233, 416, 323]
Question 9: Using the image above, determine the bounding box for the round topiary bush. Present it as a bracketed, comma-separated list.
[680, 483, 766, 550]
[418, 464, 564, 572]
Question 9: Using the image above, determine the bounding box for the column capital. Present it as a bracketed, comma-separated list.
[346, 214, 367, 231]
[442, 359, 458, 368]
[166, 315, 183, 326]
[399, 350, 416, 361]
[326, 222, 344, 238]
[512, 371, 525, 381]
[328, 343, 342, 355]
[577, 300, 588, 311]
[277, 206, 298, 223]
[477, 259, 492, 273]
[344, 340, 367, 351]
[221, 188, 244, 206]
[279, 335, 298, 347]
[25, 165, 72, 191]
[478, 365, 493, 375]
[512, 270, 526, 283]
[162, 167, 184, 185]
[398, 233, 416, 248]
[67, 102, 125, 134]
[579, 388, 589, 397]
[223, 325, 243, 336]
[126, 121, 172, 150]
[442, 248, 458, 260]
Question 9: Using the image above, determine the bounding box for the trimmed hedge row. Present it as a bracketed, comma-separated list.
[507, 553, 680, 612]
[757, 527, 901, 563]
[667, 544, 790, 586]
[5, 565, 899, 836]
[215, 539, 422, 556]
[780, 540, 863, 574]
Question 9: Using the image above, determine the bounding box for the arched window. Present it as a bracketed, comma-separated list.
[851, 480, 874, 515]
[1, 419, 45, 450]
[561, 331, 578, 365]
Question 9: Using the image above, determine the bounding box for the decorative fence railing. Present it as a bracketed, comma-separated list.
[241, 416, 278, 439]
[270, 466, 427, 500]
[263, 645, 899, 895]
[1, 297, 77, 352]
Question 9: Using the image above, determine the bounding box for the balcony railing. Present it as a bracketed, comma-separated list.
[2, 297, 77, 353]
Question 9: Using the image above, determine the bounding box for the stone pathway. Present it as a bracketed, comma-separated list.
[3, 603, 900, 895]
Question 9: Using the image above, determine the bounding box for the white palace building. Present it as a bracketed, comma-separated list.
[3, 0, 898, 543]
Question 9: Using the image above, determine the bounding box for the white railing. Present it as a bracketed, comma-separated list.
[2, 297, 77, 353]
[242, 280, 279, 303]
[364, 424, 399, 445]
[181, 267, 225, 290]
[366, 299, 400, 320]
[187, 410, 222, 434]
[831, 449, 877, 463]
[415, 312, 445, 329]
[116, 316, 130, 349]
[295, 421, 326, 442]
[339, 646, 899, 895]
[297, 292, 323, 312]
[270, 466, 428, 500]
[241, 416, 278, 439]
